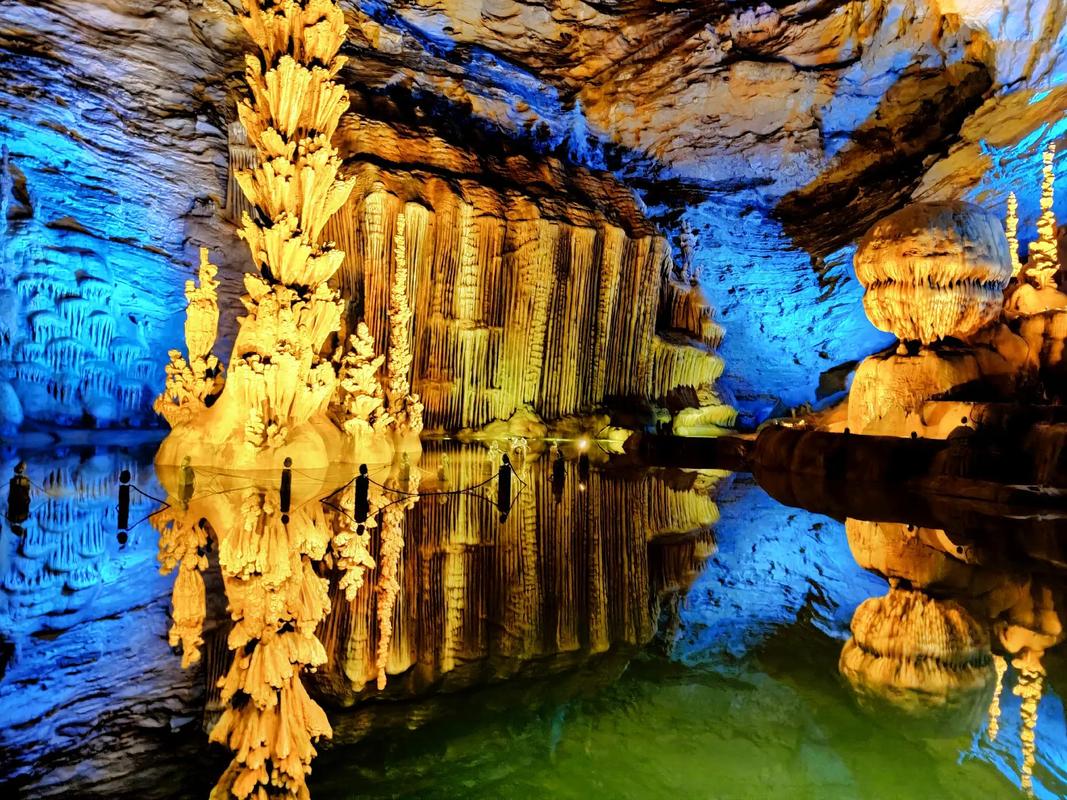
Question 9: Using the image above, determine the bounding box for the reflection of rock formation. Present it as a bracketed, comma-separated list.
[154, 475, 340, 799]
[310, 448, 722, 703]
[1, 453, 156, 617]
[841, 516, 1067, 794]
[0, 448, 207, 799]
[840, 587, 993, 712]
[159, 444, 722, 796]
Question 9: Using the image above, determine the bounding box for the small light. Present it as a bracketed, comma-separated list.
[578, 437, 589, 452]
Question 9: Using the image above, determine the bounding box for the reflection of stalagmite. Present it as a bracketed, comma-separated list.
[155, 509, 209, 668]
[312, 449, 723, 699]
[375, 465, 420, 690]
[993, 579, 1064, 795]
[210, 489, 333, 800]
[987, 653, 1007, 742]
[1014, 667, 1043, 795]
[331, 483, 376, 600]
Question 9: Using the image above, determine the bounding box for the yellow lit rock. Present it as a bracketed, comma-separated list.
[855, 201, 1012, 345]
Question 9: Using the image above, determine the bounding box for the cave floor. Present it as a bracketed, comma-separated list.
[0, 437, 1063, 799]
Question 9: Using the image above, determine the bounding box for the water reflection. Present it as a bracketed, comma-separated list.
[839, 517, 1066, 794]
[3, 443, 1067, 798]
[151, 443, 723, 798]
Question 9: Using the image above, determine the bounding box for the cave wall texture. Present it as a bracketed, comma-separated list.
[0, 0, 1065, 429]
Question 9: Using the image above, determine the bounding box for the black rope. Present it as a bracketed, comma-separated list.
[131, 484, 169, 506]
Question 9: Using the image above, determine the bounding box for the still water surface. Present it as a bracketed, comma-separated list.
[0, 439, 1064, 799]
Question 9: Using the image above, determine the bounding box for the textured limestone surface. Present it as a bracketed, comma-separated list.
[0, 1, 1065, 426]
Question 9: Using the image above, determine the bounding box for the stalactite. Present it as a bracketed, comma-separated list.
[855, 202, 1012, 345]
[1026, 143, 1060, 290]
[322, 165, 730, 433]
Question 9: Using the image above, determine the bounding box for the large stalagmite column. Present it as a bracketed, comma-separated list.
[156, 0, 355, 469]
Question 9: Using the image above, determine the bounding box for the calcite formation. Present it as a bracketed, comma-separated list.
[152, 445, 722, 795]
[319, 118, 731, 433]
[854, 201, 1013, 346]
[156, 0, 430, 468]
[0, 1, 1064, 423]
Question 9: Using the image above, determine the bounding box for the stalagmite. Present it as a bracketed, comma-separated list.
[156, 0, 356, 470]
[154, 249, 225, 427]
[1006, 192, 1022, 279]
[1025, 143, 1059, 291]
[386, 213, 423, 439]
[331, 322, 390, 438]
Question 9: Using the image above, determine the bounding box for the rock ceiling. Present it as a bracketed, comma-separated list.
[0, 0, 1065, 421]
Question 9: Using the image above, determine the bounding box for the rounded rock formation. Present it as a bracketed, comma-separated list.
[855, 202, 1012, 345]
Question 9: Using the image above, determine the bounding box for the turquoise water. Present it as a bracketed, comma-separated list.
[0, 441, 1064, 799]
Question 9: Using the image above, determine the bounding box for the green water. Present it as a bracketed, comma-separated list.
[311, 625, 1035, 799]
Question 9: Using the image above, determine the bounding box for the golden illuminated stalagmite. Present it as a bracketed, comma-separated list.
[154, 249, 225, 428]
[1005, 192, 1022, 280]
[848, 202, 1015, 436]
[1025, 143, 1059, 291]
[854, 202, 1012, 345]
[156, 0, 356, 469]
[386, 214, 424, 441]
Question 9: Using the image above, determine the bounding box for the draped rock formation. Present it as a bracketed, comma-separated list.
[318, 117, 731, 433]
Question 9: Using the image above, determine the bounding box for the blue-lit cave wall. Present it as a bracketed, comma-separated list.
[0, 2, 243, 433]
[0, 0, 1065, 430]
